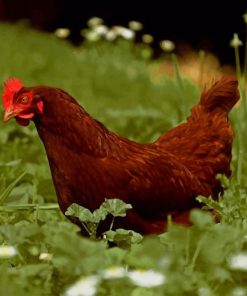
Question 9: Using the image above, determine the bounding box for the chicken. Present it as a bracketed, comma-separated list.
[2, 77, 239, 234]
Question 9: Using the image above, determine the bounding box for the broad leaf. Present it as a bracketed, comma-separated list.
[101, 199, 132, 217]
[65, 203, 94, 222]
[104, 229, 143, 248]
[189, 209, 215, 229]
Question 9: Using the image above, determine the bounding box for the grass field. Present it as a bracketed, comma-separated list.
[0, 22, 247, 296]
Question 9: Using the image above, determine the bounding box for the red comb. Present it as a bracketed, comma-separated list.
[2, 78, 24, 110]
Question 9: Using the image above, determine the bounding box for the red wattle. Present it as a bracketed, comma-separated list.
[15, 117, 30, 126]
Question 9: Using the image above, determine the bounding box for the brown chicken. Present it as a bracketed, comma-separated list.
[2, 77, 239, 234]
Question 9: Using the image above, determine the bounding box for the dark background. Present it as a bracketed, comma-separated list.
[0, 0, 246, 65]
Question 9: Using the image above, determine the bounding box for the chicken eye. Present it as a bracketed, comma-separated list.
[20, 96, 28, 104]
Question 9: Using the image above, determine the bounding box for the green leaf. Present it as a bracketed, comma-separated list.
[0, 222, 42, 245]
[0, 171, 26, 204]
[65, 203, 108, 223]
[0, 159, 22, 167]
[196, 195, 223, 212]
[104, 229, 143, 248]
[101, 198, 132, 217]
[92, 207, 108, 223]
[0, 203, 59, 212]
[131, 288, 156, 296]
[189, 209, 215, 229]
[65, 203, 94, 222]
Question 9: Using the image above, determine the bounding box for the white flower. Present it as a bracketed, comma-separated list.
[229, 252, 247, 271]
[102, 266, 127, 279]
[54, 28, 70, 38]
[230, 33, 243, 48]
[128, 21, 143, 31]
[0, 246, 17, 258]
[120, 29, 135, 40]
[160, 40, 175, 52]
[128, 269, 165, 288]
[87, 17, 104, 28]
[112, 26, 135, 40]
[105, 30, 118, 41]
[64, 276, 99, 296]
[81, 29, 101, 42]
[39, 253, 53, 261]
[231, 287, 247, 296]
[142, 34, 154, 44]
[198, 287, 213, 296]
[158, 256, 172, 269]
[93, 25, 108, 36]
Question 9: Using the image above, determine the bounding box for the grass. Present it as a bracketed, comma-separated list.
[0, 22, 246, 295]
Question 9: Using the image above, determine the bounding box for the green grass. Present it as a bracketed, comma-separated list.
[0, 22, 247, 296]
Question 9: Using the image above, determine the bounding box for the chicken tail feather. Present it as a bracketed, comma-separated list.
[199, 76, 239, 114]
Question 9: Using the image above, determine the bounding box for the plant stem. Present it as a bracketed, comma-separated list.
[233, 40, 245, 185]
[171, 54, 184, 91]
[171, 53, 186, 119]
[81, 222, 92, 237]
[243, 23, 247, 85]
[0, 171, 26, 204]
[185, 229, 190, 266]
[0, 203, 59, 212]
[167, 214, 172, 229]
[234, 47, 242, 81]
[109, 216, 115, 231]
[189, 237, 204, 272]
[198, 50, 205, 87]
[236, 125, 243, 186]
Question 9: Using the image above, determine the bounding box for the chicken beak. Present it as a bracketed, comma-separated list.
[3, 108, 16, 122]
